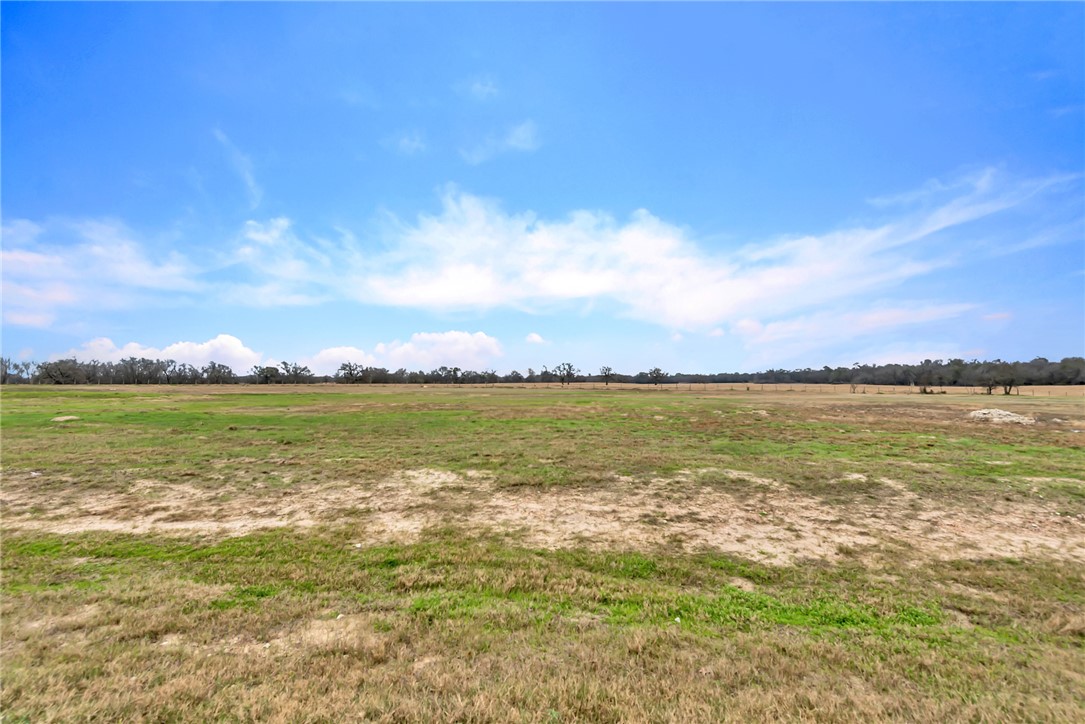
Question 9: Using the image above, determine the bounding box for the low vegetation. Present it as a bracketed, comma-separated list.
[2, 385, 1083, 721]
[4, 354, 1083, 389]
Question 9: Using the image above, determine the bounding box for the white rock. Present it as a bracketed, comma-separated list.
[967, 409, 1035, 425]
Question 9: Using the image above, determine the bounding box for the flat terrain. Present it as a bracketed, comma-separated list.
[2, 385, 1084, 721]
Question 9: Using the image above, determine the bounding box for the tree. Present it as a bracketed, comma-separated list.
[203, 361, 236, 385]
[554, 362, 579, 386]
[7, 360, 36, 384]
[252, 365, 279, 384]
[1058, 357, 1085, 385]
[648, 367, 666, 386]
[35, 359, 87, 385]
[161, 360, 179, 385]
[975, 362, 998, 395]
[279, 361, 313, 384]
[995, 361, 1018, 395]
[599, 366, 613, 386]
[916, 359, 935, 394]
[176, 363, 200, 384]
[334, 361, 362, 383]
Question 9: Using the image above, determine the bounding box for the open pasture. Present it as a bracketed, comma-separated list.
[2, 385, 1084, 721]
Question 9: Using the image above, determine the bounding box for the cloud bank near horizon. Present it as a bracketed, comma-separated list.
[57, 331, 504, 377]
[3, 168, 1080, 367]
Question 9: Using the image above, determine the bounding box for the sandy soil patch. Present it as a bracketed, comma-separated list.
[3, 468, 1082, 565]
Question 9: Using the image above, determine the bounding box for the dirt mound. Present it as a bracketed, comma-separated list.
[968, 409, 1035, 425]
[51, 416, 81, 422]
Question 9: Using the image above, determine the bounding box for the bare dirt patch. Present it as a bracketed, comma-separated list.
[968, 409, 1036, 425]
[3, 468, 1082, 565]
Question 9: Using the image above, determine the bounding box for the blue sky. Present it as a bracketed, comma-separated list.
[2, 2, 1082, 375]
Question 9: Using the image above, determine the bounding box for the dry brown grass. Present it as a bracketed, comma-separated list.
[5, 572, 1084, 723]
[5, 466, 1081, 565]
[2, 385, 1084, 721]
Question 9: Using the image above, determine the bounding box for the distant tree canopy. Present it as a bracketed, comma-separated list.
[554, 362, 579, 387]
[2, 356, 1082, 388]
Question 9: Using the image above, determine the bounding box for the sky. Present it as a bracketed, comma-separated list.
[2, 2, 1083, 376]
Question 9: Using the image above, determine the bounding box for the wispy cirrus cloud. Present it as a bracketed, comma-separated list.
[460, 120, 539, 164]
[3, 310, 57, 329]
[385, 130, 427, 155]
[1, 218, 200, 328]
[5, 168, 1078, 361]
[213, 128, 262, 209]
[731, 303, 977, 367]
[352, 170, 1065, 330]
[214, 168, 1078, 337]
[455, 74, 499, 101]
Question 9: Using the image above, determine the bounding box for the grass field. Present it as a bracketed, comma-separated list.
[2, 385, 1084, 721]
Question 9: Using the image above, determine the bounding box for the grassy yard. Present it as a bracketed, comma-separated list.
[2, 385, 1083, 721]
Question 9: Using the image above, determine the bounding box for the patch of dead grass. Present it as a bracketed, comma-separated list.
[4, 467, 1082, 565]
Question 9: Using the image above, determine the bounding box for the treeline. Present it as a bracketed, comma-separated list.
[2, 356, 1082, 392]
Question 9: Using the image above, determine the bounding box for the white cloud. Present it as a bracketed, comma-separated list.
[213, 128, 262, 209]
[352, 170, 1073, 332]
[460, 120, 539, 164]
[504, 121, 538, 151]
[225, 217, 333, 306]
[75, 220, 196, 291]
[1, 219, 43, 245]
[358, 190, 935, 329]
[3, 310, 55, 328]
[708, 328, 725, 338]
[525, 332, 547, 344]
[62, 334, 264, 372]
[457, 75, 499, 101]
[1, 218, 201, 327]
[734, 303, 976, 368]
[301, 346, 376, 375]
[339, 86, 380, 109]
[385, 131, 426, 155]
[220, 282, 325, 307]
[7, 168, 1077, 363]
[303, 331, 502, 375]
[215, 169, 1074, 347]
[55, 331, 504, 376]
[670, 332, 684, 342]
[983, 312, 1013, 321]
[374, 331, 502, 371]
[732, 319, 763, 337]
